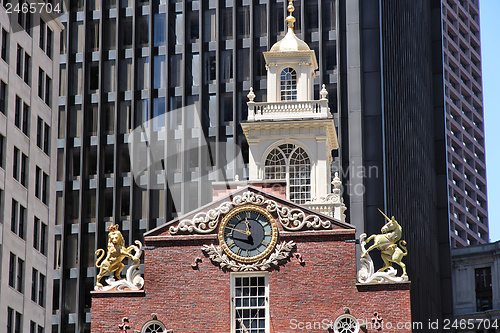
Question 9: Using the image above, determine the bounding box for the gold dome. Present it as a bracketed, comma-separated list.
[270, 0, 310, 52]
[270, 28, 311, 52]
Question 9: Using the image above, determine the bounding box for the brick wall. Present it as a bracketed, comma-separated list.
[91, 229, 411, 332]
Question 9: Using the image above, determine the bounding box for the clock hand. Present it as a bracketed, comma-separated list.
[244, 218, 252, 236]
[226, 226, 251, 236]
[234, 236, 255, 245]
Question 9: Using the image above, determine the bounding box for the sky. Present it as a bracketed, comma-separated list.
[480, 0, 500, 242]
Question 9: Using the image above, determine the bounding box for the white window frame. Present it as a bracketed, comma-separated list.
[264, 143, 311, 204]
[230, 272, 269, 333]
[280, 67, 297, 101]
[140, 320, 167, 333]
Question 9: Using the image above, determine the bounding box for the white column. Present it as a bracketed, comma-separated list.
[266, 64, 278, 102]
[314, 138, 329, 199]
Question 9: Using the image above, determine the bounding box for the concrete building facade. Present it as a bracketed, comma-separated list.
[451, 241, 500, 332]
[0, 4, 62, 333]
[442, 0, 489, 247]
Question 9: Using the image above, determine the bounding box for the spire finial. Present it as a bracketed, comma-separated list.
[285, 0, 296, 30]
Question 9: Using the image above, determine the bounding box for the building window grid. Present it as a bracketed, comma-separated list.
[38, 68, 44, 99]
[38, 273, 45, 307]
[16, 44, 22, 76]
[30, 321, 43, 333]
[475, 267, 492, 312]
[22, 102, 29, 135]
[11, 199, 26, 239]
[15, 310, 22, 333]
[11, 199, 17, 233]
[33, 216, 47, 255]
[39, 18, 45, 53]
[14, 95, 21, 128]
[37, 117, 50, 154]
[31, 268, 37, 302]
[40, 222, 47, 255]
[16, 257, 24, 293]
[18, 204, 25, 239]
[43, 123, 50, 154]
[15, 96, 29, 136]
[280, 67, 297, 101]
[1, 28, 8, 62]
[9, 252, 16, 288]
[7, 307, 13, 333]
[443, 5, 488, 244]
[33, 217, 40, 250]
[42, 172, 48, 204]
[36, 117, 43, 148]
[18, 4, 31, 35]
[0, 133, 4, 169]
[20, 153, 27, 186]
[0, 81, 6, 115]
[7, 307, 23, 333]
[24, 52, 30, 85]
[45, 75, 51, 106]
[232, 274, 268, 333]
[35, 166, 41, 198]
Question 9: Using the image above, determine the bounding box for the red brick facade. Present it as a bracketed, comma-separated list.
[91, 187, 411, 332]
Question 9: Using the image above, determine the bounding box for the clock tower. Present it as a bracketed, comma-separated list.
[90, 2, 412, 332]
[241, 1, 345, 221]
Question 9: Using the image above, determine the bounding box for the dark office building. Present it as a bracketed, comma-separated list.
[53, 0, 488, 331]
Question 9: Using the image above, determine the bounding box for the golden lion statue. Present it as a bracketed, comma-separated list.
[95, 224, 139, 288]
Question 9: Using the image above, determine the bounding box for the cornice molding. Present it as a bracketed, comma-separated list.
[169, 190, 332, 235]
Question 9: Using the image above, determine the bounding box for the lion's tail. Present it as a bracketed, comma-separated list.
[399, 240, 408, 257]
[95, 249, 105, 268]
[126, 245, 139, 253]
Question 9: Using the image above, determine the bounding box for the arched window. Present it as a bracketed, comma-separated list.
[280, 67, 297, 101]
[141, 320, 167, 333]
[264, 144, 311, 204]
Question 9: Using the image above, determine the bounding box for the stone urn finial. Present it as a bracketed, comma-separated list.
[332, 172, 341, 192]
[320, 84, 328, 100]
[247, 87, 256, 102]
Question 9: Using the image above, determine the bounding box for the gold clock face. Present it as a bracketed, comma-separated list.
[218, 205, 278, 263]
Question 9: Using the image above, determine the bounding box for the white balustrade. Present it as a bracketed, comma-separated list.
[302, 203, 335, 217]
[247, 100, 330, 121]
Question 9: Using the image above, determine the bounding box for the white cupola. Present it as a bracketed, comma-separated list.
[263, 1, 318, 102]
[241, 0, 346, 222]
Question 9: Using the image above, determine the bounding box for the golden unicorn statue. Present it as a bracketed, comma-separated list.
[95, 224, 139, 288]
[361, 209, 408, 277]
